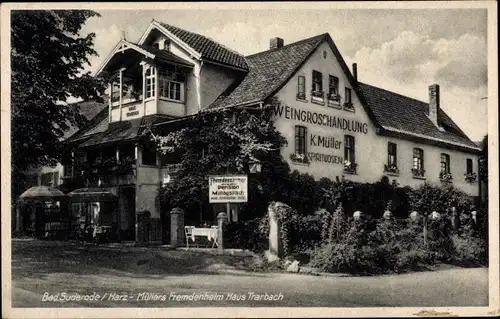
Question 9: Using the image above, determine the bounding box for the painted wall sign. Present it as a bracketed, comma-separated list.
[310, 134, 342, 149]
[273, 104, 368, 134]
[308, 152, 343, 164]
[209, 175, 248, 203]
[126, 111, 139, 117]
[128, 106, 137, 111]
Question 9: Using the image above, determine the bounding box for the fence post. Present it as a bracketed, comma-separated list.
[170, 207, 184, 248]
[217, 212, 227, 255]
[268, 203, 283, 258]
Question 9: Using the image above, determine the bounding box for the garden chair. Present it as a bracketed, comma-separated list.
[184, 226, 195, 248]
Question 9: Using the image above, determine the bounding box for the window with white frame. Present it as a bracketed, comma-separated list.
[328, 75, 339, 98]
[145, 66, 156, 99]
[158, 66, 185, 102]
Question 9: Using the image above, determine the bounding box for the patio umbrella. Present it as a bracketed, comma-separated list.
[19, 186, 66, 201]
[68, 187, 118, 202]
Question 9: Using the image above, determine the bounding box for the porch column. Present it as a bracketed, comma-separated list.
[140, 61, 147, 115]
[116, 146, 120, 163]
[154, 64, 159, 114]
[119, 68, 124, 121]
[108, 82, 113, 123]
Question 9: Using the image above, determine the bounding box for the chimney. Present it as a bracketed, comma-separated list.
[428, 84, 440, 126]
[352, 63, 358, 82]
[270, 37, 284, 50]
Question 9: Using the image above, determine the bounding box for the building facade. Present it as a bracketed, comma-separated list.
[64, 21, 482, 243]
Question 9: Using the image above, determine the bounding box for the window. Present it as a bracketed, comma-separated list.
[312, 70, 323, 93]
[294, 126, 307, 155]
[145, 66, 156, 99]
[466, 158, 473, 174]
[344, 135, 355, 164]
[141, 146, 157, 166]
[158, 67, 185, 102]
[40, 172, 59, 186]
[328, 75, 339, 98]
[413, 148, 424, 171]
[345, 88, 352, 104]
[297, 76, 306, 99]
[388, 142, 397, 167]
[440, 153, 450, 174]
[63, 164, 74, 178]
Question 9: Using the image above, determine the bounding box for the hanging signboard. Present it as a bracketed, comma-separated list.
[209, 175, 248, 203]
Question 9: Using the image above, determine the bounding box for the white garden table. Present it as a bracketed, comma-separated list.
[191, 227, 218, 248]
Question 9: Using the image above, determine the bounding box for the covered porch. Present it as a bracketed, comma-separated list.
[97, 39, 194, 122]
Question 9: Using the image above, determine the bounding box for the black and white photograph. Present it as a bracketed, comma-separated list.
[1, 1, 498, 318]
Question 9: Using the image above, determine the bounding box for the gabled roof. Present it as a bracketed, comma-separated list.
[157, 22, 248, 70]
[63, 100, 109, 139]
[358, 82, 480, 151]
[136, 44, 194, 67]
[209, 34, 327, 109]
[208, 32, 478, 152]
[73, 114, 174, 148]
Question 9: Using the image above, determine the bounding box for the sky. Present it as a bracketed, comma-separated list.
[79, 7, 489, 141]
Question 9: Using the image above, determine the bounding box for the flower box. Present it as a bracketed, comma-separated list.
[311, 90, 324, 98]
[327, 93, 340, 101]
[464, 172, 477, 183]
[439, 171, 453, 183]
[411, 168, 425, 178]
[296, 92, 306, 100]
[384, 164, 400, 175]
[343, 102, 354, 110]
[290, 153, 309, 164]
[344, 161, 358, 174]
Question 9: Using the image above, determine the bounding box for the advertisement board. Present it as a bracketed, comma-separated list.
[208, 175, 248, 203]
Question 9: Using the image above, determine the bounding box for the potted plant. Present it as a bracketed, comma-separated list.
[311, 90, 324, 98]
[411, 167, 425, 177]
[290, 153, 309, 164]
[344, 161, 358, 174]
[464, 172, 477, 183]
[439, 171, 453, 183]
[296, 92, 306, 100]
[384, 164, 400, 174]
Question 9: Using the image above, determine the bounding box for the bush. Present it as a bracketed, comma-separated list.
[409, 183, 475, 218]
[310, 217, 382, 274]
[223, 217, 268, 252]
[310, 216, 437, 275]
[451, 233, 487, 266]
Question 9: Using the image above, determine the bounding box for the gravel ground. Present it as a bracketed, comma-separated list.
[10, 239, 489, 308]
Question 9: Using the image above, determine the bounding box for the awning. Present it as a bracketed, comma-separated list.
[68, 187, 118, 202]
[19, 186, 66, 201]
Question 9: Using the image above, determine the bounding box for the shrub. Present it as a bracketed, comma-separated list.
[408, 183, 475, 217]
[310, 217, 382, 274]
[223, 216, 269, 252]
[451, 233, 487, 266]
[426, 217, 454, 262]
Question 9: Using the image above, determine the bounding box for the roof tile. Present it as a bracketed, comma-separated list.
[357, 82, 478, 149]
[158, 22, 248, 70]
[210, 34, 326, 109]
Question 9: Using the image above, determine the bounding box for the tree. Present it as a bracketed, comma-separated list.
[11, 10, 105, 196]
[151, 98, 290, 221]
[478, 134, 488, 182]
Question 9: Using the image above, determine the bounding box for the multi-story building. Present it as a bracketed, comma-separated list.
[64, 20, 482, 243]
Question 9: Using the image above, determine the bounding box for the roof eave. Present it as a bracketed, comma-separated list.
[378, 127, 482, 154]
[94, 40, 156, 77]
[202, 58, 248, 72]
